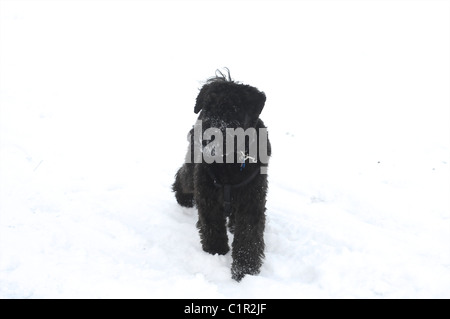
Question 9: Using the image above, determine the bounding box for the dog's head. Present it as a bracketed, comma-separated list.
[194, 70, 266, 131]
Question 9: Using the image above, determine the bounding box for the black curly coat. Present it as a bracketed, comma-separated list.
[172, 70, 271, 281]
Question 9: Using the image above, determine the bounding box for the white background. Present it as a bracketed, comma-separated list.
[1, 0, 449, 298]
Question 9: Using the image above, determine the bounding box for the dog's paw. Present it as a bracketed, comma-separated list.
[231, 256, 262, 282]
[231, 269, 245, 282]
[202, 242, 230, 256]
[201, 235, 230, 255]
[231, 264, 260, 282]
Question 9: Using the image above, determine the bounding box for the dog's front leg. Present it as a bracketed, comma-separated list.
[196, 197, 230, 255]
[231, 201, 266, 281]
[194, 168, 230, 255]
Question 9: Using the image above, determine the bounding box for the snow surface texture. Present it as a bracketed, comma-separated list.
[1, 0, 449, 298]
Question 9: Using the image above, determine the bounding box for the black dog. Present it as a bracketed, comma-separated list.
[172, 69, 271, 281]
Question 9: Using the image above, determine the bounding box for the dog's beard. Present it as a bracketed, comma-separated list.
[189, 116, 265, 165]
[201, 125, 258, 163]
[202, 140, 255, 163]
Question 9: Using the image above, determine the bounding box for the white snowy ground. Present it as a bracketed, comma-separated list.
[1, 0, 449, 298]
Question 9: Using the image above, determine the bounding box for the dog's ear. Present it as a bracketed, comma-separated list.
[247, 88, 266, 115]
[256, 91, 266, 113]
[194, 90, 204, 114]
[194, 84, 210, 114]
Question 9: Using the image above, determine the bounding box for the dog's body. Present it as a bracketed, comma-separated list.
[172, 70, 270, 281]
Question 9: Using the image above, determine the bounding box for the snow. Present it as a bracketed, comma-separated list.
[1, 0, 449, 298]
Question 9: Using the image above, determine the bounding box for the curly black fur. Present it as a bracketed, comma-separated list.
[172, 70, 271, 281]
